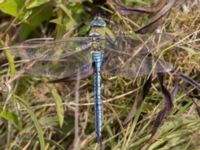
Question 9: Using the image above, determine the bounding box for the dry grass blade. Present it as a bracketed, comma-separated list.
[170, 81, 179, 100]
[175, 72, 200, 117]
[73, 70, 81, 150]
[123, 74, 152, 126]
[191, 99, 200, 117]
[176, 73, 200, 91]
[136, 0, 177, 34]
[142, 74, 152, 100]
[114, 0, 179, 33]
[114, 0, 168, 14]
[195, 106, 200, 117]
[0, 60, 37, 92]
[150, 73, 173, 139]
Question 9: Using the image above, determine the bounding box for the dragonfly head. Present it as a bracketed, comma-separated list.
[90, 16, 106, 28]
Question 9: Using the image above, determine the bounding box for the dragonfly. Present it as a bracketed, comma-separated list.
[0, 16, 173, 145]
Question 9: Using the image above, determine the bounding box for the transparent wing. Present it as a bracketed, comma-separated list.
[0, 37, 93, 60]
[27, 50, 93, 79]
[103, 33, 173, 77]
[0, 37, 95, 78]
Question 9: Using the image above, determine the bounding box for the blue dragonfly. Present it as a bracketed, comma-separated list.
[1, 16, 173, 145]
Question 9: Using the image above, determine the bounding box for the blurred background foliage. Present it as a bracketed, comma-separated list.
[0, 0, 200, 150]
[0, 0, 181, 42]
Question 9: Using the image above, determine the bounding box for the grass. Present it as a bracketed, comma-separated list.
[0, 0, 200, 150]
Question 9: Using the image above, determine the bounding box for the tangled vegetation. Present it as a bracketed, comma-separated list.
[0, 0, 200, 150]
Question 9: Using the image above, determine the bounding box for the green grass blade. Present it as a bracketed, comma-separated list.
[3, 48, 16, 77]
[0, 107, 22, 129]
[15, 95, 45, 150]
[48, 84, 64, 128]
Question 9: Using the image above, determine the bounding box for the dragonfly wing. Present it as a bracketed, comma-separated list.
[103, 33, 173, 77]
[25, 48, 93, 79]
[1, 37, 95, 79]
[103, 50, 173, 77]
[1, 37, 93, 60]
[105, 32, 173, 54]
